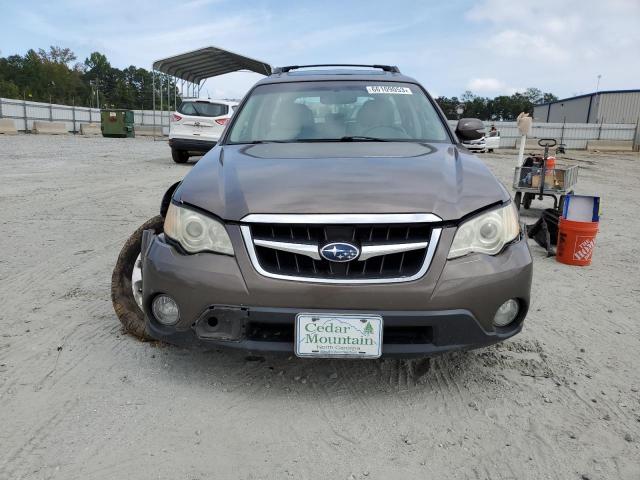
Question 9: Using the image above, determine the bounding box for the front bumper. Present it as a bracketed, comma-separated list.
[463, 142, 486, 151]
[141, 226, 533, 357]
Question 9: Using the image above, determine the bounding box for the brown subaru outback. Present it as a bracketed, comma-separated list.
[112, 64, 532, 358]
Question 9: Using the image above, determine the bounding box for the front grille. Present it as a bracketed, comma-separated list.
[246, 222, 435, 281]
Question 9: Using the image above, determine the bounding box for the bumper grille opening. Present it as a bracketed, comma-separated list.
[383, 326, 433, 344]
[249, 223, 433, 281]
[246, 322, 433, 345]
[247, 322, 295, 342]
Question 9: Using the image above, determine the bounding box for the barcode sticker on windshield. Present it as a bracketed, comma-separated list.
[366, 86, 412, 95]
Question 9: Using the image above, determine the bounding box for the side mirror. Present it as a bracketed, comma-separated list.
[455, 118, 485, 141]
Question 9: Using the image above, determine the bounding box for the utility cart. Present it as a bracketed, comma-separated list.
[512, 138, 579, 211]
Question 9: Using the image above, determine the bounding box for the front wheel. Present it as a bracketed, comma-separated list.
[171, 148, 189, 164]
[111, 215, 164, 339]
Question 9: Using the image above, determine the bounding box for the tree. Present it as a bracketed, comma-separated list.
[0, 79, 20, 98]
[461, 90, 476, 103]
[435, 96, 461, 119]
[363, 322, 374, 335]
[37, 46, 77, 65]
[0, 47, 170, 108]
[84, 51, 111, 76]
[2, 46, 560, 115]
[436, 87, 560, 121]
[523, 87, 543, 104]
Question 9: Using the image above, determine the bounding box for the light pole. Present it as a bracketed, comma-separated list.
[594, 74, 602, 123]
[89, 79, 100, 109]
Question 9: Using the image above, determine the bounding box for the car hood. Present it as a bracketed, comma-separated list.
[175, 142, 509, 222]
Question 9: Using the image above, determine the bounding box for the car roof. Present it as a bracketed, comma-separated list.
[256, 68, 420, 86]
[180, 98, 238, 105]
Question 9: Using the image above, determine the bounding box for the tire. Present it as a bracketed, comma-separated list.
[171, 148, 189, 164]
[111, 215, 164, 339]
[513, 191, 522, 211]
[488, 149, 494, 153]
[523, 193, 533, 210]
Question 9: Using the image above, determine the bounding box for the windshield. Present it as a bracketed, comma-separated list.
[226, 81, 449, 144]
[178, 101, 228, 117]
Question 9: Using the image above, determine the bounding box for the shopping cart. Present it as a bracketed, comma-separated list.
[512, 138, 579, 211]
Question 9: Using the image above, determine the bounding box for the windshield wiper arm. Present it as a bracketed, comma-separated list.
[237, 137, 390, 144]
[339, 136, 388, 142]
[240, 140, 291, 144]
[286, 137, 389, 142]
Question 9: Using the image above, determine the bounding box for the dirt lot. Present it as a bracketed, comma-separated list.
[0, 135, 638, 480]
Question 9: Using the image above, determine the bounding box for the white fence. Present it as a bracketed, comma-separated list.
[0, 97, 636, 148]
[447, 120, 637, 149]
[0, 97, 171, 134]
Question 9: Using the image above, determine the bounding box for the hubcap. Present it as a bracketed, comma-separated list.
[131, 253, 143, 310]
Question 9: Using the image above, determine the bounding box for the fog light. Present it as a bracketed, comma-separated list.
[493, 299, 519, 327]
[152, 294, 180, 325]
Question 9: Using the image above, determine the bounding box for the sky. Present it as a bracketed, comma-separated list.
[1, 0, 639, 100]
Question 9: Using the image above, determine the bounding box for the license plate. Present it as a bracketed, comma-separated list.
[295, 313, 383, 359]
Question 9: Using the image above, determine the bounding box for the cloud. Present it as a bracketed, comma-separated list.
[467, 78, 505, 92]
[2, 0, 639, 99]
[506, 86, 526, 95]
[462, 0, 640, 95]
[466, 78, 525, 96]
[486, 30, 569, 63]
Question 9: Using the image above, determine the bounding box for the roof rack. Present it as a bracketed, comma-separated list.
[272, 64, 400, 74]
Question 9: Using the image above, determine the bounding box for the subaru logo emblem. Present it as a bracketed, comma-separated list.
[319, 242, 360, 262]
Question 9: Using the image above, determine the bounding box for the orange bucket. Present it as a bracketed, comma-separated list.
[556, 217, 599, 266]
[545, 156, 556, 169]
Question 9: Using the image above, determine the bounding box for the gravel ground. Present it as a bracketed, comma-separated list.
[0, 135, 639, 480]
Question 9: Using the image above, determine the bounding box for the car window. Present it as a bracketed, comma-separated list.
[227, 81, 448, 144]
[178, 102, 228, 117]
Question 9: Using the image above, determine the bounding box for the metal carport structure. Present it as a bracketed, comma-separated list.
[150, 46, 271, 136]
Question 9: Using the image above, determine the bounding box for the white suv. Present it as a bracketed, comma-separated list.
[169, 99, 238, 163]
[462, 130, 500, 153]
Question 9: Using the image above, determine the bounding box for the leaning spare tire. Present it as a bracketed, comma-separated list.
[111, 215, 164, 339]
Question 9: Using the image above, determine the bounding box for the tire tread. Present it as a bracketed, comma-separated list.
[110, 215, 164, 339]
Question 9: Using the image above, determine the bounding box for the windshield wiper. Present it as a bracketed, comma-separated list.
[290, 136, 390, 142]
[339, 136, 388, 142]
[239, 140, 291, 144]
[236, 137, 390, 144]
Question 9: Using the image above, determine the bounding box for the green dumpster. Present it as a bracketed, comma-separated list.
[100, 109, 135, 138]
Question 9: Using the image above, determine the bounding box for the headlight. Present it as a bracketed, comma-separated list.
[164, 203, 234, 255]
[448, 203, 520, 259]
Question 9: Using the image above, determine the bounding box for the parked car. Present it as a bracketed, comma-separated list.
[112, 65, 532, 359]
[462, 135, 487, 152]
[462, 127, 500, 153]
[168, 99, 238, 163]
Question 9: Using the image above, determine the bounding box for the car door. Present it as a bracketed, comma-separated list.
[485, 132, 500, 150]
